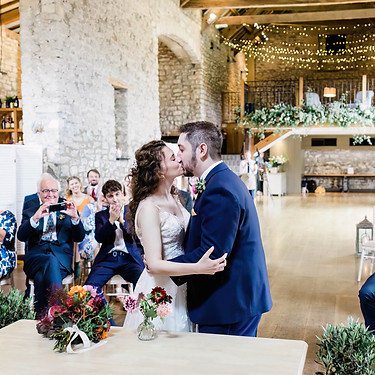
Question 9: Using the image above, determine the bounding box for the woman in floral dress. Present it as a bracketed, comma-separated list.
[0, 210, 17, 279]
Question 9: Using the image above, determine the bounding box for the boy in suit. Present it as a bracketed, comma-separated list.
[84, 180, 144, 292]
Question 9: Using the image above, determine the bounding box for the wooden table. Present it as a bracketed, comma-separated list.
[0, 320, 307, 375]
[304, 173, 375, 192]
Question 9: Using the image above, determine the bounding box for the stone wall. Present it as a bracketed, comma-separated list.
[0, 27, 19, 101]
[304, 143, 375, 190]
[158, 26, 244, 136]
[19, 0, 201, 184]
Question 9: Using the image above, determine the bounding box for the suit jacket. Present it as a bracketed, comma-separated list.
[22, 193, 40, 214]
[17, 206, 85, 272]
[172, 162, 272, 325]
[94, 207, 144, 267]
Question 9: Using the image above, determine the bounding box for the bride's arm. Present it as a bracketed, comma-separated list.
[138, 203, 226, 276]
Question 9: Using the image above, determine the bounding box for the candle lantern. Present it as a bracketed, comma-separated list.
[356, 216, 373, 256]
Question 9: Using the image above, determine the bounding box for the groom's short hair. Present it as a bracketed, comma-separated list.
[180, 121, 222, 161]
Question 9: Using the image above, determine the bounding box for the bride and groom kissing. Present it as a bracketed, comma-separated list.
[123, 121, 272, 337]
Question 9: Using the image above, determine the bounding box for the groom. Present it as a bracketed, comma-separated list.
[172, 121, 272, 336]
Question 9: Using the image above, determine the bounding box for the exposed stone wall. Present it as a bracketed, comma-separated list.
[158, 25, 244, 135]
[19, 0, 202, 184]
[158, 42, 202, 135]
[304, 147, 375, 190]
[0, 27, 19, 101]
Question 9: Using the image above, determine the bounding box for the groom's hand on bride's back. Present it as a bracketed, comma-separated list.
[197, 247, 227, 275]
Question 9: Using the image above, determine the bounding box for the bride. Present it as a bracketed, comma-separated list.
[123, 140, 227, 332]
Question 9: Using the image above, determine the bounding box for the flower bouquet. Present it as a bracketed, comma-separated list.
[123, 286, 172, 340]
[37, 285, 113, 353]
[268, 154, 288, 168]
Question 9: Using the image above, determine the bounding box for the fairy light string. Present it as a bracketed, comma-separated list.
[221, 22, 375, 71]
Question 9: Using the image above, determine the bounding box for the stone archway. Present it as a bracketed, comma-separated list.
[158, 34, 202, 137]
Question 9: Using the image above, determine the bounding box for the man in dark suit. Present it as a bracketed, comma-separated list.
[173, 121, 272, 336]
[84, 180, 144, 291]
[18, 175, 85, 315]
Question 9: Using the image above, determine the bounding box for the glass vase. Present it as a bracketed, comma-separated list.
[137, 319, 157, 341]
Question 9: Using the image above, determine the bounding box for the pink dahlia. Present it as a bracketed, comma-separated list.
[83, 285, 97, 298]
[123, 295, 139, 313]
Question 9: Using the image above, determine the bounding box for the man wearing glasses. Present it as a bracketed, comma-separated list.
[18, 174, 85, 315]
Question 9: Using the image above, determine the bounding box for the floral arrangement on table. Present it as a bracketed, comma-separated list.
[36, 285, 113, 353]
[268, 155, 288, 168]
[123, 286, 173, 340]
[235, 98, 375, 144]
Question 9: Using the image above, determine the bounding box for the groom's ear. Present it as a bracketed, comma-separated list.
[198, 143, 209, 161]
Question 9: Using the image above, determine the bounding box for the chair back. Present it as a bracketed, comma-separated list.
[355, 91, 374, 108]
[305, 92, 321, 106]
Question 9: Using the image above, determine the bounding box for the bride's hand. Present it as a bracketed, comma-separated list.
[197, 246, 227, 275]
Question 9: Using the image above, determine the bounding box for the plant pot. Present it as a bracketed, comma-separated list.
[270, 167, 279, 174]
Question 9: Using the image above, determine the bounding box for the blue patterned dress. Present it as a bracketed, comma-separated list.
[0, 210, 17, 279]
[78, 203, 98, 261]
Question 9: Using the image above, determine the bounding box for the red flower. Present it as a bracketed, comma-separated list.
[65, 297, 74, 308]
[150, 287, 172, 304]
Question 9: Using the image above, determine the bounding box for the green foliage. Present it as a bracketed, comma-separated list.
[0, 288, 35, 329]
[315, 317, 375, 375]
[235, 102, 375, 144]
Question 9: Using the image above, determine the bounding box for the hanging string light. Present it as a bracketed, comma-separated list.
[221, 22, 375, 71]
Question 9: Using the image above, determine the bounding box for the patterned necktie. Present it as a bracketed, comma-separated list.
[41, 214, 57, 242]
[92, 187, 96, 200]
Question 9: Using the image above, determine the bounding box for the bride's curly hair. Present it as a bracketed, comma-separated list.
[127, 140, 179, 233]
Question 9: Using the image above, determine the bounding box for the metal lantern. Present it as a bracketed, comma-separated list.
[356, 216, 373, 256]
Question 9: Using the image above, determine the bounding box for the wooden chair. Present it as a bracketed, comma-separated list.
[104, 275, 133, 300]
[28, 274, 74, 306]
[357, 240, 375, 282]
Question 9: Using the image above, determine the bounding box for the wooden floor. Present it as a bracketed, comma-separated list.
[5, 192, 374, 374]
[256, 192, 372, 375]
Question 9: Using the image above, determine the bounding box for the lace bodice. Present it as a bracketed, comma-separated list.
[135, 201, 190, 260]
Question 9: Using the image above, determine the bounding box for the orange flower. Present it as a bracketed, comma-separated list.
[68, 285, 86, 299]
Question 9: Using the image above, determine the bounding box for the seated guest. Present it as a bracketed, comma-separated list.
[79, 194, 108, 262]
[83, 169, 101, 201]
[65, 176, 94, 280]
[84, 180, 144, 293]
[17, 175, 85, 315]
[0, 209, 17, 279]
[65, 176, 94, 215]
[359, 273, 375, 333]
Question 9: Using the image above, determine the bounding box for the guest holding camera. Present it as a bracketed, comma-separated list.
[0, 209, 17, 279]
[18, 175, 85, 315]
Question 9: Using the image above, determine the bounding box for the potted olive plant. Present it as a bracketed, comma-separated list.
[315, 317, 375, 375]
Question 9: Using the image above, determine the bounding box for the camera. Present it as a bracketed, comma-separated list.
[48, 202, 67, 212]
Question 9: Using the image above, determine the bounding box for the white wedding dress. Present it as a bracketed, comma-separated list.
[123, 201, 192, 332]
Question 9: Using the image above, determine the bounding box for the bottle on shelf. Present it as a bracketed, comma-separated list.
[5, 117, 10, 129]
[14, 96, 19, 108]
[10, 117, 14, 129]
[0, 99, 2, 108]
[1, 116, 5, 129]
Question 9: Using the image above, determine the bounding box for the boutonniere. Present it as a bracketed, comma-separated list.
[57, 214, 65, 221]
[192, 178, 206, 194]
[191, 208, 197, 216]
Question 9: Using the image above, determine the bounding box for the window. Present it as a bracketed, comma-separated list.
[311, 138, 337, 147]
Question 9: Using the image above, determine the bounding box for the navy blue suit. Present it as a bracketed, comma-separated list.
[172, 162, 272, 336]
[18, 206, 85, 314]
[84, 207, 144, 289]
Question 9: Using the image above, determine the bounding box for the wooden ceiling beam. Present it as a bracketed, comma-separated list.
[181, 0, 375, 10]
[220, 8, 375, 25]
[0, 8, 19, 26]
